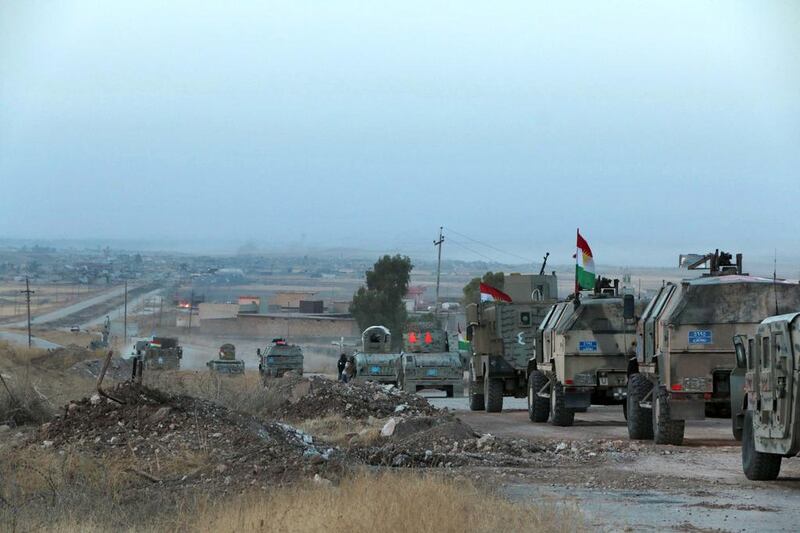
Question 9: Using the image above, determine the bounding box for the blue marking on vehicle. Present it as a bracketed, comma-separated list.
[426, 368, 438, 377]
[579, 341, 598, 352]
[370, 365, 381, 374]
[688, 330, 713, 344]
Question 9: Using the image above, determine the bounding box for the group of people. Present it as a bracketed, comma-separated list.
[337, 353, 356, 383]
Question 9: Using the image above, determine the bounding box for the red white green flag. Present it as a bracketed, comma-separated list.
[575, 229, 596, 292]
[480, 282, 512, 303]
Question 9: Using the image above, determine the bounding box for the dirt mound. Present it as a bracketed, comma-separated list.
[69, 356, 132, 381]
[38, 383, 342, 488]
[269, 375, 437, 420]
[32, 344, 97, 370]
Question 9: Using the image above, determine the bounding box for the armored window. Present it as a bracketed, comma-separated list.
[762, 337, 770, 369]
[747, 338, 754, 369]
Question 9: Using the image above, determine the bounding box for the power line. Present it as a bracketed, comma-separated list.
[444, 226, 537, 265]
[446, 237, 498, 263]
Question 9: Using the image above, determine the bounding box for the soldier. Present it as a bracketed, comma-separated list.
[343, 356, 356, 383]
[337, 353, 348, 381]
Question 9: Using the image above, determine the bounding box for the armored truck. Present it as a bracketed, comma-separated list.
[353, 326, 400, 386]
[734, 313, 800, 480]
[627, 250, 800, 445]
[530, 279, 644, 426]
[143, 336, 183, 370]
[397, 327, 463, 397]
[466, 272, 558, 412]
[258, 339, 303, 378]
[207, 343, 245, 374]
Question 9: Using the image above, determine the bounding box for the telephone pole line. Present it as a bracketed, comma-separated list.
[20, 277, 34, 348]
[433, 227, 445, 318]
[123, 280, 128, 345]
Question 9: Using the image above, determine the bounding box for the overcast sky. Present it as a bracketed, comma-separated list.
[1, 1, 798, 267]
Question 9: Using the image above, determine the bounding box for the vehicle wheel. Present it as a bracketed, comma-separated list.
[550, 380, 574, 427]
[732, 410, 744, 442]
[653, 387, 685, 445]
[527, 370, 550, 422]
[484, 375, 504, 413]
[468, 367, 485, 411]
[627, 373, 654, 440]
[622, 400, 628, 421]
[742, 411, 781, 480]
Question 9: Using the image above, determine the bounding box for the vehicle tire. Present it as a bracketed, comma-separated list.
[732, 410, 744, 442]
[627, 373, 654, 440]
[653, 387, 685, 445]
[550, 380, 574, 427]
[484, 375, 504, 413]
[742, 411, 781, 480]
[468, 367, 485, 411]
[622, 400, 628, 421]
[527, 370, 550, 422]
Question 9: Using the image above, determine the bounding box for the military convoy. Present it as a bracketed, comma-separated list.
[396, 326, 463, 397]
[352, 326, 400, 386]
[733, 312, 800, 480]
[207, 343, 245, 374]
[258, 338, 304, 379]
[530, 279, 644, 426]
[465, 272, 558, 412]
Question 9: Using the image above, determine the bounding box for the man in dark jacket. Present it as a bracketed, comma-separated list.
[337, 353, 348, 381]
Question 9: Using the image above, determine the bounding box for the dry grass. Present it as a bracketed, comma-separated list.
[295, 414, 384, 446]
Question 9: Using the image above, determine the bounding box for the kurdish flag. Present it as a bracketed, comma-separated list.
[575, 229, 596, 292]
[480, 282, 512, 303]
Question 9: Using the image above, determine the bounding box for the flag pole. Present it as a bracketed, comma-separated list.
[574, 228, 580, 297]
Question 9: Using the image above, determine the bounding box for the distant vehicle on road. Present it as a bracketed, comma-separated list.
[70, 325, 80, 333]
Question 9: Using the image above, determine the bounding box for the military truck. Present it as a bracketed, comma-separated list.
[466, 272, 558, 412]
[258, 338, 303, 378]
[397, 327, 463, 397]
[530, 279, 644, 426]
[627, 250, 800, 445]
[142, 336, 183, 370]
[353, 325, 401, 385]
[207, 343, 245, 374]
[734, 312, 800, 480]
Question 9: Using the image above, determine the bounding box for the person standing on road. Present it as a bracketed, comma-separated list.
[337, 353, 348, 381]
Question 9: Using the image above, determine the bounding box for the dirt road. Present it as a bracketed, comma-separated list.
[428, 396, 800, 531]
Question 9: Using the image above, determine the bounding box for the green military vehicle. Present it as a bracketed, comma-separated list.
[142, 336, 183, 370]
[397, 326, 464, 397]
[466, 272, 558, 412]
[734, 312, 800, 480]
[627, 250, 800, 445]
[258, 338, 303, 379]
[353, 325, 401, 386]
[530, 279, 645, 426]
[207, 343, 245, 374]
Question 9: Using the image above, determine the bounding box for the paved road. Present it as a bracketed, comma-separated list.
[3, 285, 130, 328]
[428, 396, 736, 445]
[0, 330, 62, 350]
[81, 288, 162, 328]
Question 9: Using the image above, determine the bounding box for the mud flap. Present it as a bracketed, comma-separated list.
[668, 398, 704, 420]
[565, 391, 591, 410]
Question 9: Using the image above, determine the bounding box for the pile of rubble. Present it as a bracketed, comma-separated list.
[269, 375, 437, 420]
[69, 356, 132, 381]
[39, 383, 342, 489]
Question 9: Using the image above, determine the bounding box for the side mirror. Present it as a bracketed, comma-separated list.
[623, 294, 635, 320]
[734, 337, 747, 369]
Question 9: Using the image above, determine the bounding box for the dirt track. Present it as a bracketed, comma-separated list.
[428, 396, 800, 532]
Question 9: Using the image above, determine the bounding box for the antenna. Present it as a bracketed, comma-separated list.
[539, 252, 549, 276]
[773, 249, 779, 315]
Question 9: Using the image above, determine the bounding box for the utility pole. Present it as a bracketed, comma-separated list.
[20, 277, 34, 348]
[158, 295, 164, 329]
[187, 289, 194, 332]
[433, 227, 445, 318]
[123, 280, 128, 345]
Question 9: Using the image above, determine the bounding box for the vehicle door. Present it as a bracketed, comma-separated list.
[755, 323, 794, 439]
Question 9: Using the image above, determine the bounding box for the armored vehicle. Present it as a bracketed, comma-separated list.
[734, 313, 800, 480]
[466, 272, 558, 412]
[530, 279, 644, 426]
[258, 338, 303, 378]
[132, 340, 150, 356]
[353, 326, 401, 385]
[627, 250, 800, 445]
[397, 327, 463, 397]
[207, 343, 245, 374]
[142, 336, 183, 370]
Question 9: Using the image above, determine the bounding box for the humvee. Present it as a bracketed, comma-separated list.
[258, 338, 303, 378]
[734, 312, 800, 480]
[207, 343, 245, 374]
[627, 250, 800, 445]
[143, 336, 183, 370]
[353, 326, 400, 386]
[397, 327, 463, 397]
[466, 272, 558, 412]
[530, 279, 644, 426]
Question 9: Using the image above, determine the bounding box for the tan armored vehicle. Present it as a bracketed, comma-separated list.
[627, 250, 800, 445]
[466, 272, 558, 412]
[397, 327, 463, 397]
[143, 336, 183, 370]
[207, 343, 245, 374]
[353, 326, 401, 386]
[734, 312, 800, 480]
[530, 279, 644, 426]
[258, 338, 303, 378]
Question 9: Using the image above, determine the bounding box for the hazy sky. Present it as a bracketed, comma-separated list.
[1, 1, 798, 266]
